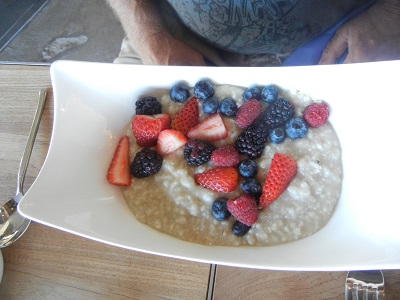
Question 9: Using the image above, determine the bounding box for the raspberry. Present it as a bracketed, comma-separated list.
[261, 98, 295, 129]
[303, 102, 330, 128]
[235, 99, 263, 129]
[210, 144, 240, 167]
[130, 148, 163, 178]
[235, 123, 268, 159]
[227, 194, 258, 226]
[135, 96, 162, 115]
[183, 139, 216, 166]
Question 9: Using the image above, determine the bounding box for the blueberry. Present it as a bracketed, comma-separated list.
[211, 197, 231, 221]
[243, 87, 261, 102]
[285, 117, 308, 139]
[238, 159, 258, 178]
[261, 85, 278, 103]
[269, 127, 286, 144]
[194, 80, 214, 100]
[241, 178, 261, 197]
[219, 98, 238, 117]
[170, 83, 190, 103]
[232, 221, 251, 236]
[202, 97, 219, 114]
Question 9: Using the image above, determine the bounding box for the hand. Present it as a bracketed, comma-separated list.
[319, 1, 400, 64]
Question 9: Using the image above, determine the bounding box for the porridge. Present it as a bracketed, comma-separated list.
[115, 82, 342, 246]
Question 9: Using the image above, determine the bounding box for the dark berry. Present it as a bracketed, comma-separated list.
[194, 80, 214, 100]
[170, 83, 190, 103]
[211, 197, 231, 221]
[261, 85, 278, 103]
[202, 97, 219, 114]
[219, 98, 238, 117]
[130, 148, 163, 178]
[243, 87, 261, 102]
[241, 178, 261, 197]
[269, 127, 286, 144]
[285, 117, 308, 139]
[232, 221, 251, 236]
[235, 123, 268, 159]
[135, 96, 162, 115]
[261, 98, 295, 129]
[183, 139, 216, 166]
[238, 159, 258, 178]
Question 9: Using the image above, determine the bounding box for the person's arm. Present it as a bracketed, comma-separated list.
[107, 0, 206, 65]
[319, 0, 400, 64]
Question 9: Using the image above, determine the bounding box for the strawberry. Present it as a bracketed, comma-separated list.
[194, 167, 238, 193]
[156, 129, 188, 156]
[187, 113, 228, 141]
[303, 102, 329, 128]
[107, 136, 131, 186]
[131, 114, 170, 147]
[227, 194, 258, 226]
[259, 153, 297, 208]
[235, 99, 263, 129]
[210, 144, 240, 167]
[171, 97, 199, 136]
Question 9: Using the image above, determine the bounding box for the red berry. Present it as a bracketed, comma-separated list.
[156, 129, 188, 156]
[187, 113, 228, 142]
[171, 97, 199, 136]
[227, 194, 258, 226]
[303, 102, 329, 128]
[194, 167, 238, 193]
[235, 99, 263, 129]
[210, 144, 240, 167]
[107, 136, 131, 186]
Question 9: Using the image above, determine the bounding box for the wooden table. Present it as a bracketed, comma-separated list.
[0, 64, 399, 300]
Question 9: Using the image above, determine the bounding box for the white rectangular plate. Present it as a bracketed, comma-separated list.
[19, 60, 400, 271]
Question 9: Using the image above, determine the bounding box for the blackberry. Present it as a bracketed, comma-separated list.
[135, 96, 162, 115]
[261, 98, 294, 129]
[130, 148, 163, 178]
[183, 139, 216, 166]
[211, 197, 231, 221]
[235, 123, 268, 159]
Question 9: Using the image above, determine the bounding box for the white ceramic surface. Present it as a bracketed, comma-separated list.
[18, 60, 400, 271]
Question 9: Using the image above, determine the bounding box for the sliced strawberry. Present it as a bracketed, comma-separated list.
[156, 129, 188, 156]
[107, 136, 131, 186]
[131, 114, 170, 147]
[155, 113, 171, 131]
[235, 99, 263, 129]
[210, 144, 240, 167]
[259, 153, 297, 208]
[194, 167, 238, 193]
[187, 113, 228, 142]
[171, 97, 199, 136]
[227, 194, 258, 226]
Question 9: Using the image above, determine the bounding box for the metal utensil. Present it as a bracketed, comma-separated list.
[345, 270, 385, 300]
[0, 88, 48, 247]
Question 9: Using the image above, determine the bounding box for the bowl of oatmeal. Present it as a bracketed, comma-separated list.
[18, 60, 400, 271]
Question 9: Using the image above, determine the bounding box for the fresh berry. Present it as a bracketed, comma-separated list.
[235, 99, 263, 129]
[171, 97, 199, 136]
[202, 97, 219, 114]
[130, 148, 163, 178]
[259, 153, 297, 208]
[135, 96, 162, 115]
[238, 159, 258, 178]
[183, 139, 216, 166]
[211, 197, 231, 221]
[187, 113, 228, 142]
[219, 98, 238, 117]
[210, 144, 240, 167]
[261, 84, 278, 103]
[194, 80, 214, 100]
[303, 102, 330, 128]
[107, 136, 131, 186]
[269, 127, 286, 144]
[194, 167, 239, 193]
[243, 87, 261, 102]
[261, 98, 295, 129]
[235, 123, 268, 159]
[132, 114, 170, 147]
[227, 194, 258, 226]
[241, 178, 261, 197]
[156, 129, 188, 156]
[232, 221, 251, 236]
[285, 117, 308, 140]
[170, 83, 190, 103]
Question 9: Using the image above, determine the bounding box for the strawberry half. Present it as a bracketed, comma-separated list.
[210, 144, 240, 167]
[187, 113, 228, 142]
[107, 136, 131, 186]
[194, 167, 238, 193]
[156, 129, 188, 156]
[131, 114, 170, 147]
[227, 194, 258, 226]
[235, 99, 263, 129]
[259, 153, 297, 208]
[171, 97, 199, 136]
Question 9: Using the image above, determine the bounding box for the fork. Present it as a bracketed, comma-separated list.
[345, 270, 385, 300]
